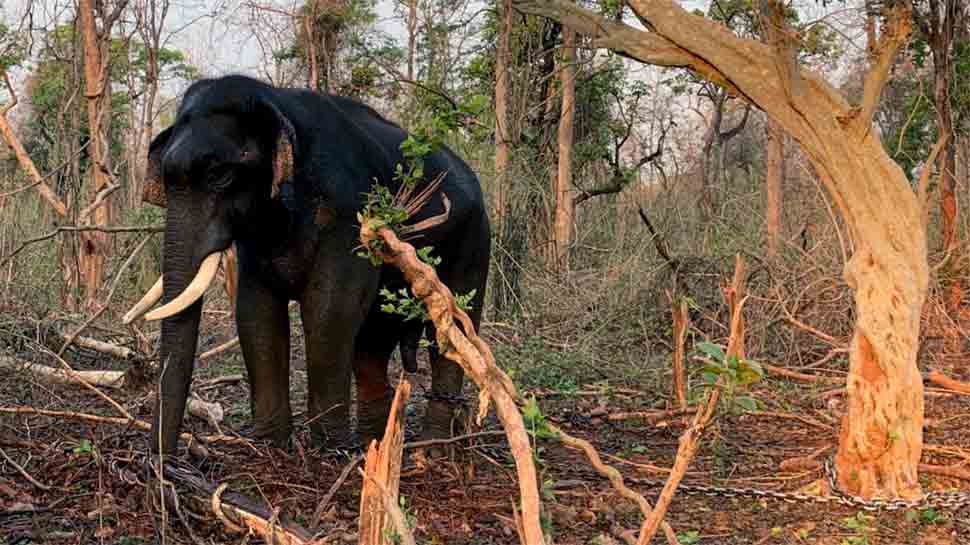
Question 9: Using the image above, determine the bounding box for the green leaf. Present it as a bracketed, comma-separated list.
[695, 341, 725, 362]
[733, 396, 759, 412]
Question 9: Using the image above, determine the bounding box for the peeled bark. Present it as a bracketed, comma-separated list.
[514, 0, 928, 501]
[79, 0, 123, 309]
[765, 118, 785, 259]
[551, 27, 576, 271]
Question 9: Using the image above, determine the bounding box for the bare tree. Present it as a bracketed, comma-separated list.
[494, 0, 512, 222]
[550, 24, 576, 271]
[78, 0, 129, 308]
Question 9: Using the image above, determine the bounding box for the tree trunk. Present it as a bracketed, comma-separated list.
[494, 0, 512, 223]
[765, 118, 785, 259]
[305, 8, 320, 91]
[79, 0, 116, 309]
[406, 0, 418, 82]
[515, 0, 929, 502]
[550, 27, 575, 271]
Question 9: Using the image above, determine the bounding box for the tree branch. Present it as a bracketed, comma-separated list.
[852, 3, 913, 131]
[513, 0, 743, 96]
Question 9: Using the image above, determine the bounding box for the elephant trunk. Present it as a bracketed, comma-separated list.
[149, 208, 207, 455]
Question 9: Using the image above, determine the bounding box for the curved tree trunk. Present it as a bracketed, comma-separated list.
[514, 0, 929, 501]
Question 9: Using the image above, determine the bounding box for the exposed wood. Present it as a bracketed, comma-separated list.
[0, 356, 126, 388]
[358, 378, 411, 545]
[59, 332, 134, 360]
[926, 370, 970, 395]
[359, 200, 546, 544]
[670, 295, 688, 409]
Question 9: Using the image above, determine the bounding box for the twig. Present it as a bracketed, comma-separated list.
[607, 407, 697, 423]
[761, 362, 843, 384]
[637, 384, 720, 544]
[0, 224, 163, 268]
[311, 453, 364, 527]
[0, 406, 257, 455]
[749, 411, 833, 431]
[0, 445, 51, 490]
[403, 430, 506, 450]
[546, 422, 679, 545]
[58, 234, 153, 358]
[199, 337, 241, 361]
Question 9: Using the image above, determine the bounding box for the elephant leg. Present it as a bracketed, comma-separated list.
[235, 270, 292, 447]
[353, 310, 399, 445]
[300, 253, 378, 450]
[423, 215, 490, 444]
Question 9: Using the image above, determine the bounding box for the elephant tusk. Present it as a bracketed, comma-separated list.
[122, 276, 164, 325]
[143, 253, 222, 322]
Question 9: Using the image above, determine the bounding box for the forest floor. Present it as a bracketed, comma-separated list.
[1, 300, 970, 545]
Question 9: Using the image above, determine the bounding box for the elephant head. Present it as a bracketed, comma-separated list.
[123, 76, 297, 454]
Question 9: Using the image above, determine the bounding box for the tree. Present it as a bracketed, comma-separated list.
[515, 0, 930, 502]
[912, 0, 969, 309]
[494, 0, 512, 222]
[551, 25, 576, 270]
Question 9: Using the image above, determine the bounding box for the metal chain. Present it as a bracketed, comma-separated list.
[378, 393, 970, 512]
[574, 457, 970, 512]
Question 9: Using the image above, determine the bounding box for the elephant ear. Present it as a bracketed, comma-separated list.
[260, 100, 297, 200]
[143, 126, 173, 208]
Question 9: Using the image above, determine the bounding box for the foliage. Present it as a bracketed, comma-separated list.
[693, 341, 764, 413]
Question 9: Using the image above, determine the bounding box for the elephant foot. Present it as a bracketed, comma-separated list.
[419, 398, 469, 459]
[236, 421, 293, 450]
[357, 393, 393, 447]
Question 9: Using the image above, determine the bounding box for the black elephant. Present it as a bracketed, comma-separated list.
[123, 74, 491, 456]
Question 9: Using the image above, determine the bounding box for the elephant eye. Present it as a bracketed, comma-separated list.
[207, 164, 233, 190]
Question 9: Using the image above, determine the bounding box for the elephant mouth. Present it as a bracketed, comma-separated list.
[122, 252, 223, 324]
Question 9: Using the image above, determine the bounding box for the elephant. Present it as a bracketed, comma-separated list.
[123, 74, 491, 456]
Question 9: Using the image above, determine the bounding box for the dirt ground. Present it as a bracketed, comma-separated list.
[2, 302, 970, 545]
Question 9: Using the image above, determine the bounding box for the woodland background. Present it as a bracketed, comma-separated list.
[0, 0, 969, 544]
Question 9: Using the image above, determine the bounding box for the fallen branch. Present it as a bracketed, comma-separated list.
[60, 332, 135, 360]
[0, 445, 51, 490]
[0, 356, 125, 388]
[359, 191, 546, 545]
[546, 422, 678, 545]
[199, 337, 241, 361]
[156, 462, 314, 545]
[0, 406, 252, 455]
[311, 453, 364, 526]
[761, 362, 843, 384]
[607, 407, 697, 423]
[926, 370, 970, 395]
[918, 463, 970, 482]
